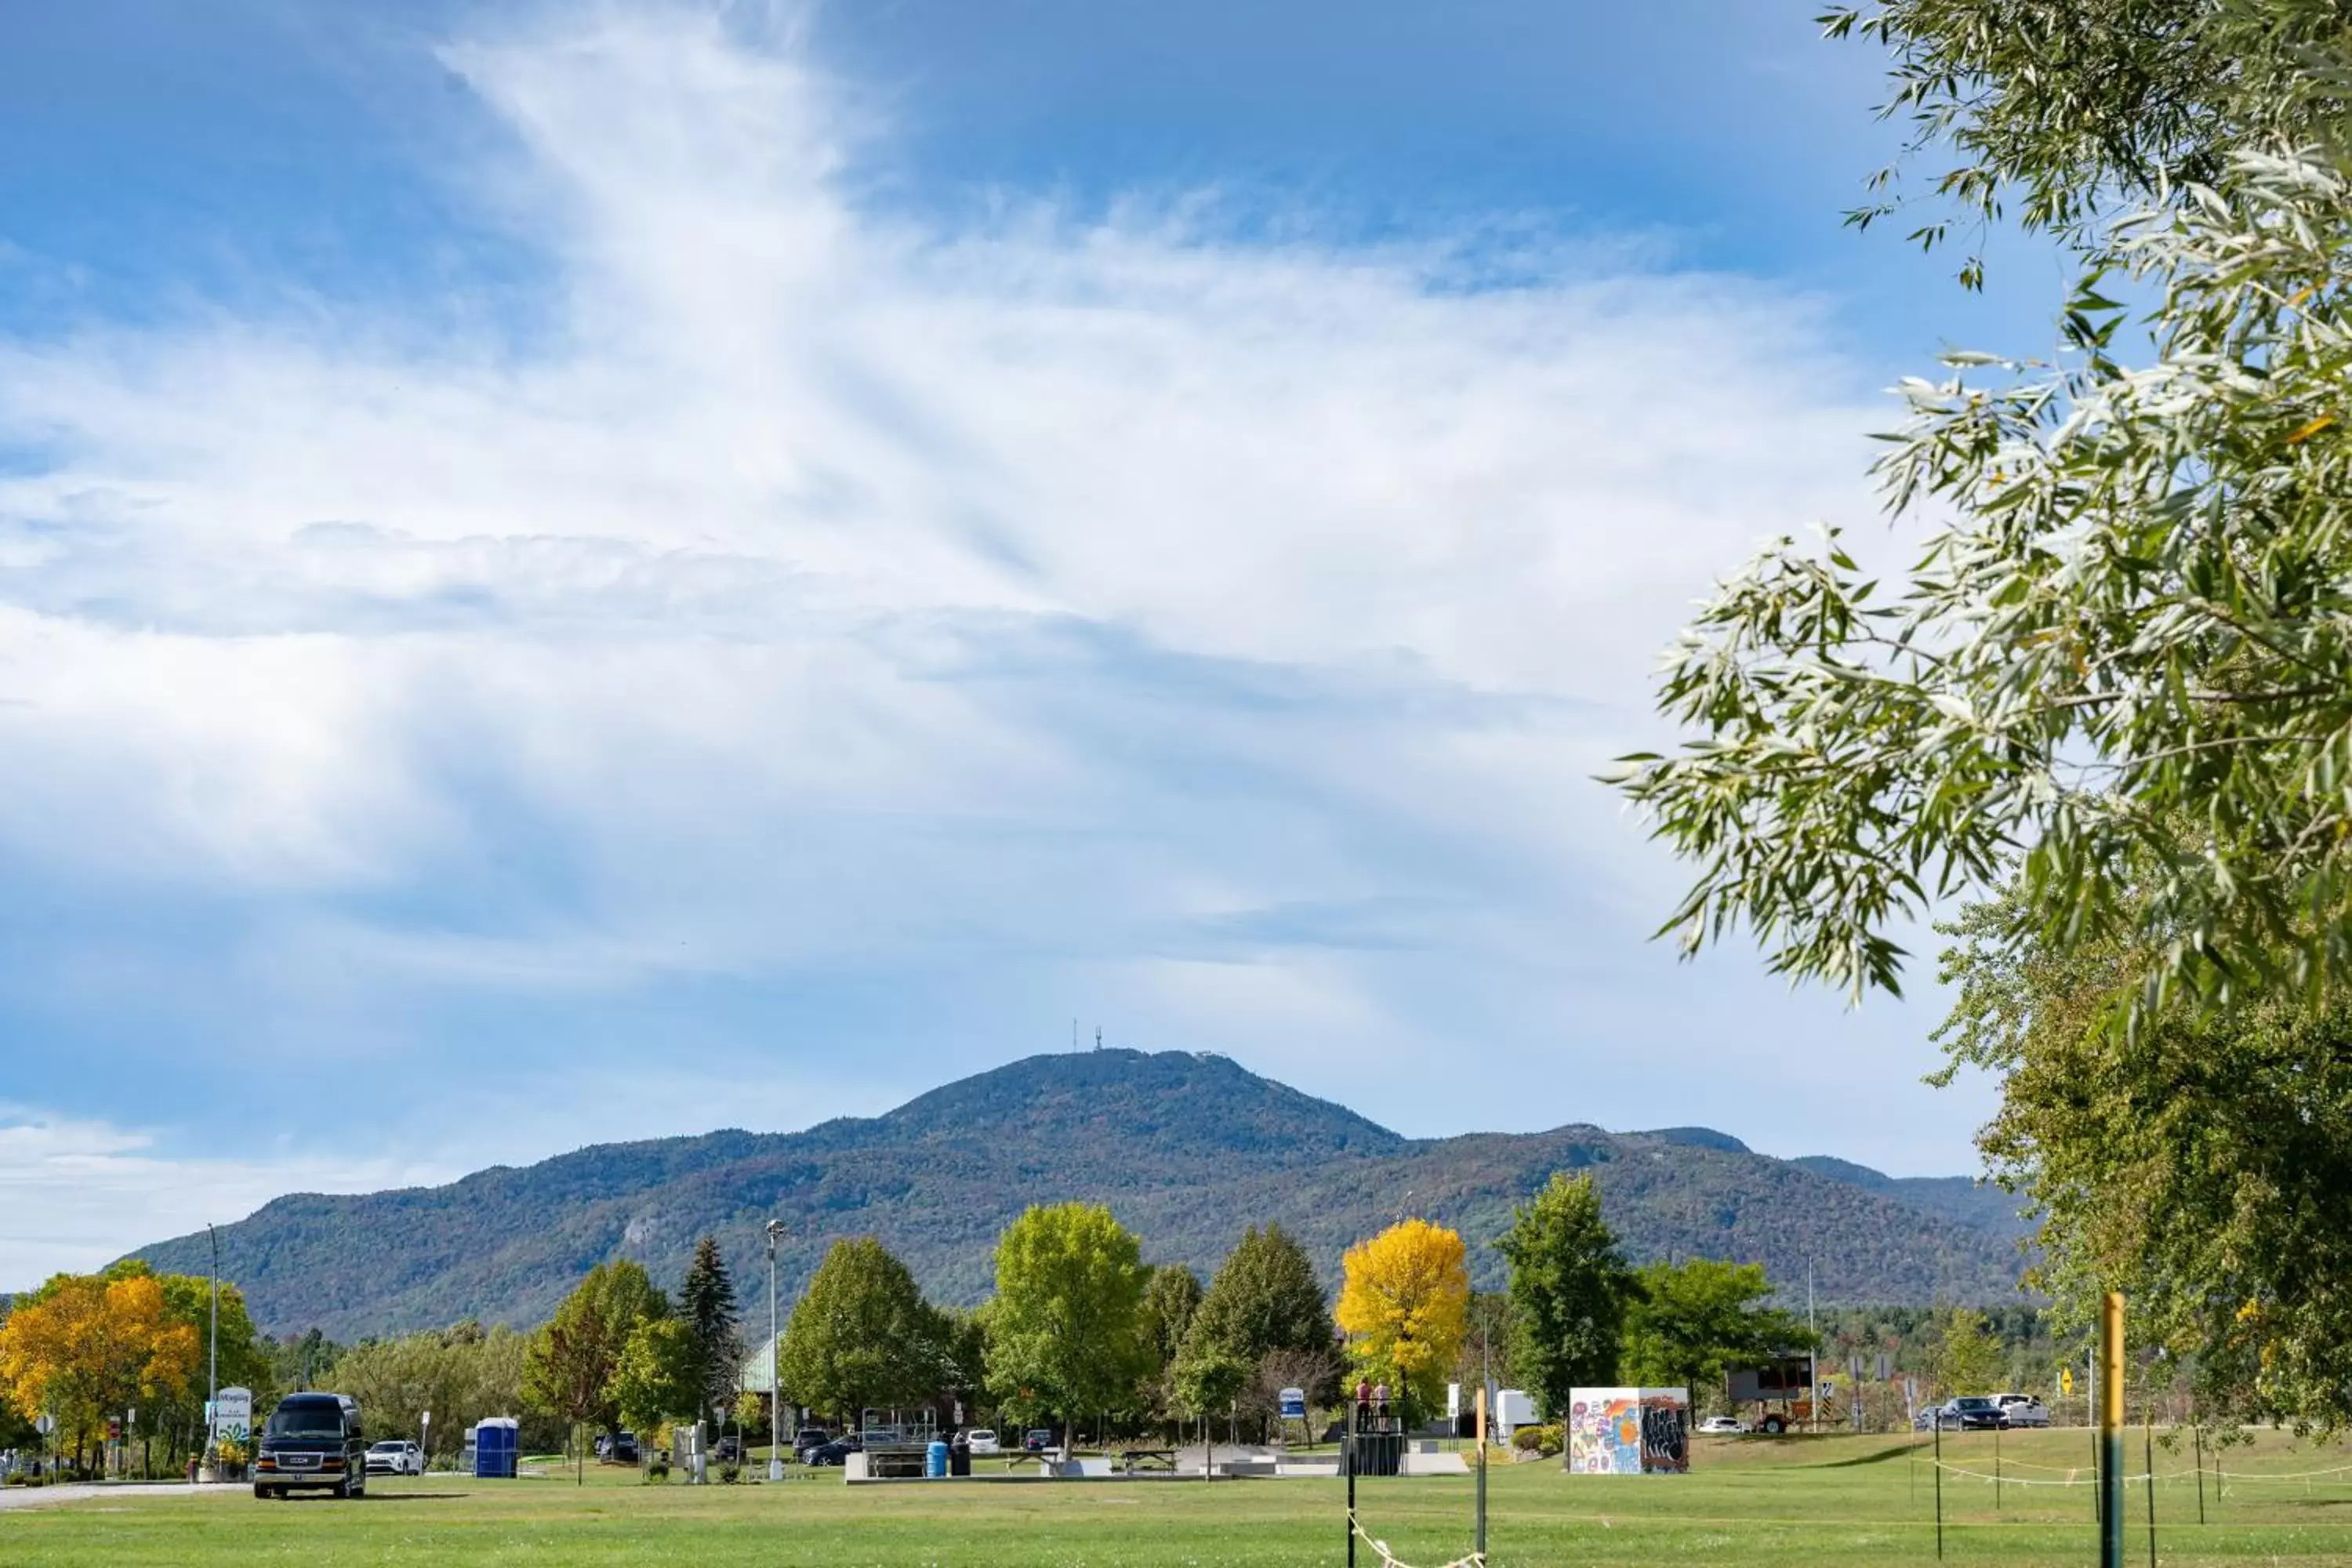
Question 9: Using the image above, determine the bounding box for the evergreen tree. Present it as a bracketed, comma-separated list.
[677, 1236, 742, 1432]
[1140, 1264, 1203, 1371]
[1497, 1171, 1635, 1417]
[1174, 1225, 1340, 1427]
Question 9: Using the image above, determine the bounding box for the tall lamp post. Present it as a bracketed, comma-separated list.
[765, 1219, 786, 1482]
[205, 1223, 220, 1461]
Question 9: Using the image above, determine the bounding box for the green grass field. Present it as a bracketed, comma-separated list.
[10, 1429, 2352, 1566]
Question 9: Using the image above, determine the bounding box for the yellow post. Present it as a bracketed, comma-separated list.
[2100, 1291, 2125, 1568]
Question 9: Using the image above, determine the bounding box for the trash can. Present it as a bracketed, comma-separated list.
[926, 1440, 949, 1479]
[949, 1437, 971, 1477]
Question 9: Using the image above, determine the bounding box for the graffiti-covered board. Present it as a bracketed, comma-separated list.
[1565, 1387, 1690, 1475]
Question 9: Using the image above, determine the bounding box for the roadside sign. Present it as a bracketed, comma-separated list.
[2060, 1367, 2075, 1397]
[1904, 1376, 1918, 1406]
[34, 1414, 53, 1436]
[212, 1386, 252, 1444]
[1279, 1386, 1307, 1419]
[1875, 1352, 1891, 1381]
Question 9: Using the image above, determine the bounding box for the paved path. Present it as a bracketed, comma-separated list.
[0, 1481, 244, 1511]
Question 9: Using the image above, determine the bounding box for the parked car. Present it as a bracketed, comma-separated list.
[1023, 1428, 1055, 1454]
[1697, 1416, 1749, 1435]
[966, 1429, 1001, 1456]
[1931, 1396, 2006, 1432]
[254, 1392, 368, 1500]
[1995, 1395, 2052, 1428]
[713, 1435, 742, 1463]
[793, 1426, 833, 1461]
[364, 1439, 423, 1477]
[808, 1435, 863, 1467]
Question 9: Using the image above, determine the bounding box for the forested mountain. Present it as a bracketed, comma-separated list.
[120, 1050, 2033, 1338]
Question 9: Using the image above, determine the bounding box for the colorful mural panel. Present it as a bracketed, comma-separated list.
[1565, 1387, 1689, 1475]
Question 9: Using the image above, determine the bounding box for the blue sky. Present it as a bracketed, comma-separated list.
[0, 0, 2065, 1287]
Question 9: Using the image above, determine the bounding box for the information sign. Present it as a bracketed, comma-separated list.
[211, 1386, 253, 1445]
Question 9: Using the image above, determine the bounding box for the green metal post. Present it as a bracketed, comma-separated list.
[1345, 1405, 1356, 1568]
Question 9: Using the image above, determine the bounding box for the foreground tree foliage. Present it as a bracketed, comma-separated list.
[1334, 1219, 1469, 1421]
[1611, 0, 2352, 1431]
[1497, 1172, 1634, 1417]
[1823, 0, 2352, 281]
[1616, 2, 2352, 1014]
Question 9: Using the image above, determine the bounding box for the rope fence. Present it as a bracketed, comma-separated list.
[1347, 1508, 1485, 1568]
[1929, 1456, 2352, 1486]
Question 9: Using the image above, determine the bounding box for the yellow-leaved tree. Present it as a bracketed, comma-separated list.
[1334, 1218, 1468, 1421]
[0, 1272, 201, 1469]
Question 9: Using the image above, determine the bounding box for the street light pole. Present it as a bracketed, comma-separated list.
[765, 1219, 786, 1482]
[205, 1223, 219, 1461]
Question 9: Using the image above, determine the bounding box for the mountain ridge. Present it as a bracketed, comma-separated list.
[111, 1048, 2034, 1338]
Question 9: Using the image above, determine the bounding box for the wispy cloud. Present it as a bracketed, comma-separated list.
[0, 1107, 456, 1286]
[0, 2, 1964, 1283]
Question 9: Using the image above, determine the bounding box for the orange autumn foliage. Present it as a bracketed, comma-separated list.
[1334, 1218, 1469, 1411]
[0, 1272, 201, 1448]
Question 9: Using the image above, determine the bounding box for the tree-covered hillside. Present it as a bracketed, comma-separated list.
[118, 1051, 2031, 1337]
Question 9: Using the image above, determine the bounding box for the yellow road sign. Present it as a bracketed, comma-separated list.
[2060, 1365, 2075, 1397]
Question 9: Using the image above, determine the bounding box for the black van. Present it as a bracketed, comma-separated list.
[254, 1392, 367, 1499]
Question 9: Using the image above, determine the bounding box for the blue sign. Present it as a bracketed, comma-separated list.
[1278, 1387, 1307, 1419]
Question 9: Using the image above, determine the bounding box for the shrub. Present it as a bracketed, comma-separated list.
[644, 1457, 670, 1482]
[1511, 1422, 1562, 1457]
[718, 1461, 742, 1484]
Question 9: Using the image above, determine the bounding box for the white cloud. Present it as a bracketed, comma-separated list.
[0, 1107, 456, 1287]
[0, 2, 1977, 1283]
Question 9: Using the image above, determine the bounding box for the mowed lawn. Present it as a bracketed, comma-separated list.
[9, 1430, 2352, 1566]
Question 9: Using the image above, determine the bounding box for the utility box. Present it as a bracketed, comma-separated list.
[1565, 1388, 1689, 1475]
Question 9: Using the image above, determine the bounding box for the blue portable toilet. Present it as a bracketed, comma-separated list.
[926, 1439, 949, 1479]
[473, 1417, 519, 1478]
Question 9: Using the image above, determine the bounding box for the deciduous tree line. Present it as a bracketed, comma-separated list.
[0, 1261, 272, 1475]
[1, 1178, 1814, 1470]
[513, 1177, 1813, 1447]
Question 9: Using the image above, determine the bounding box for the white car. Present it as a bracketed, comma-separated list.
[965, 1429, 1000, 1456]
[1995, 1395, 2052, 1428]
[1697, 1416, 1749, 1435]
[365, 1439, 424, 1476]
